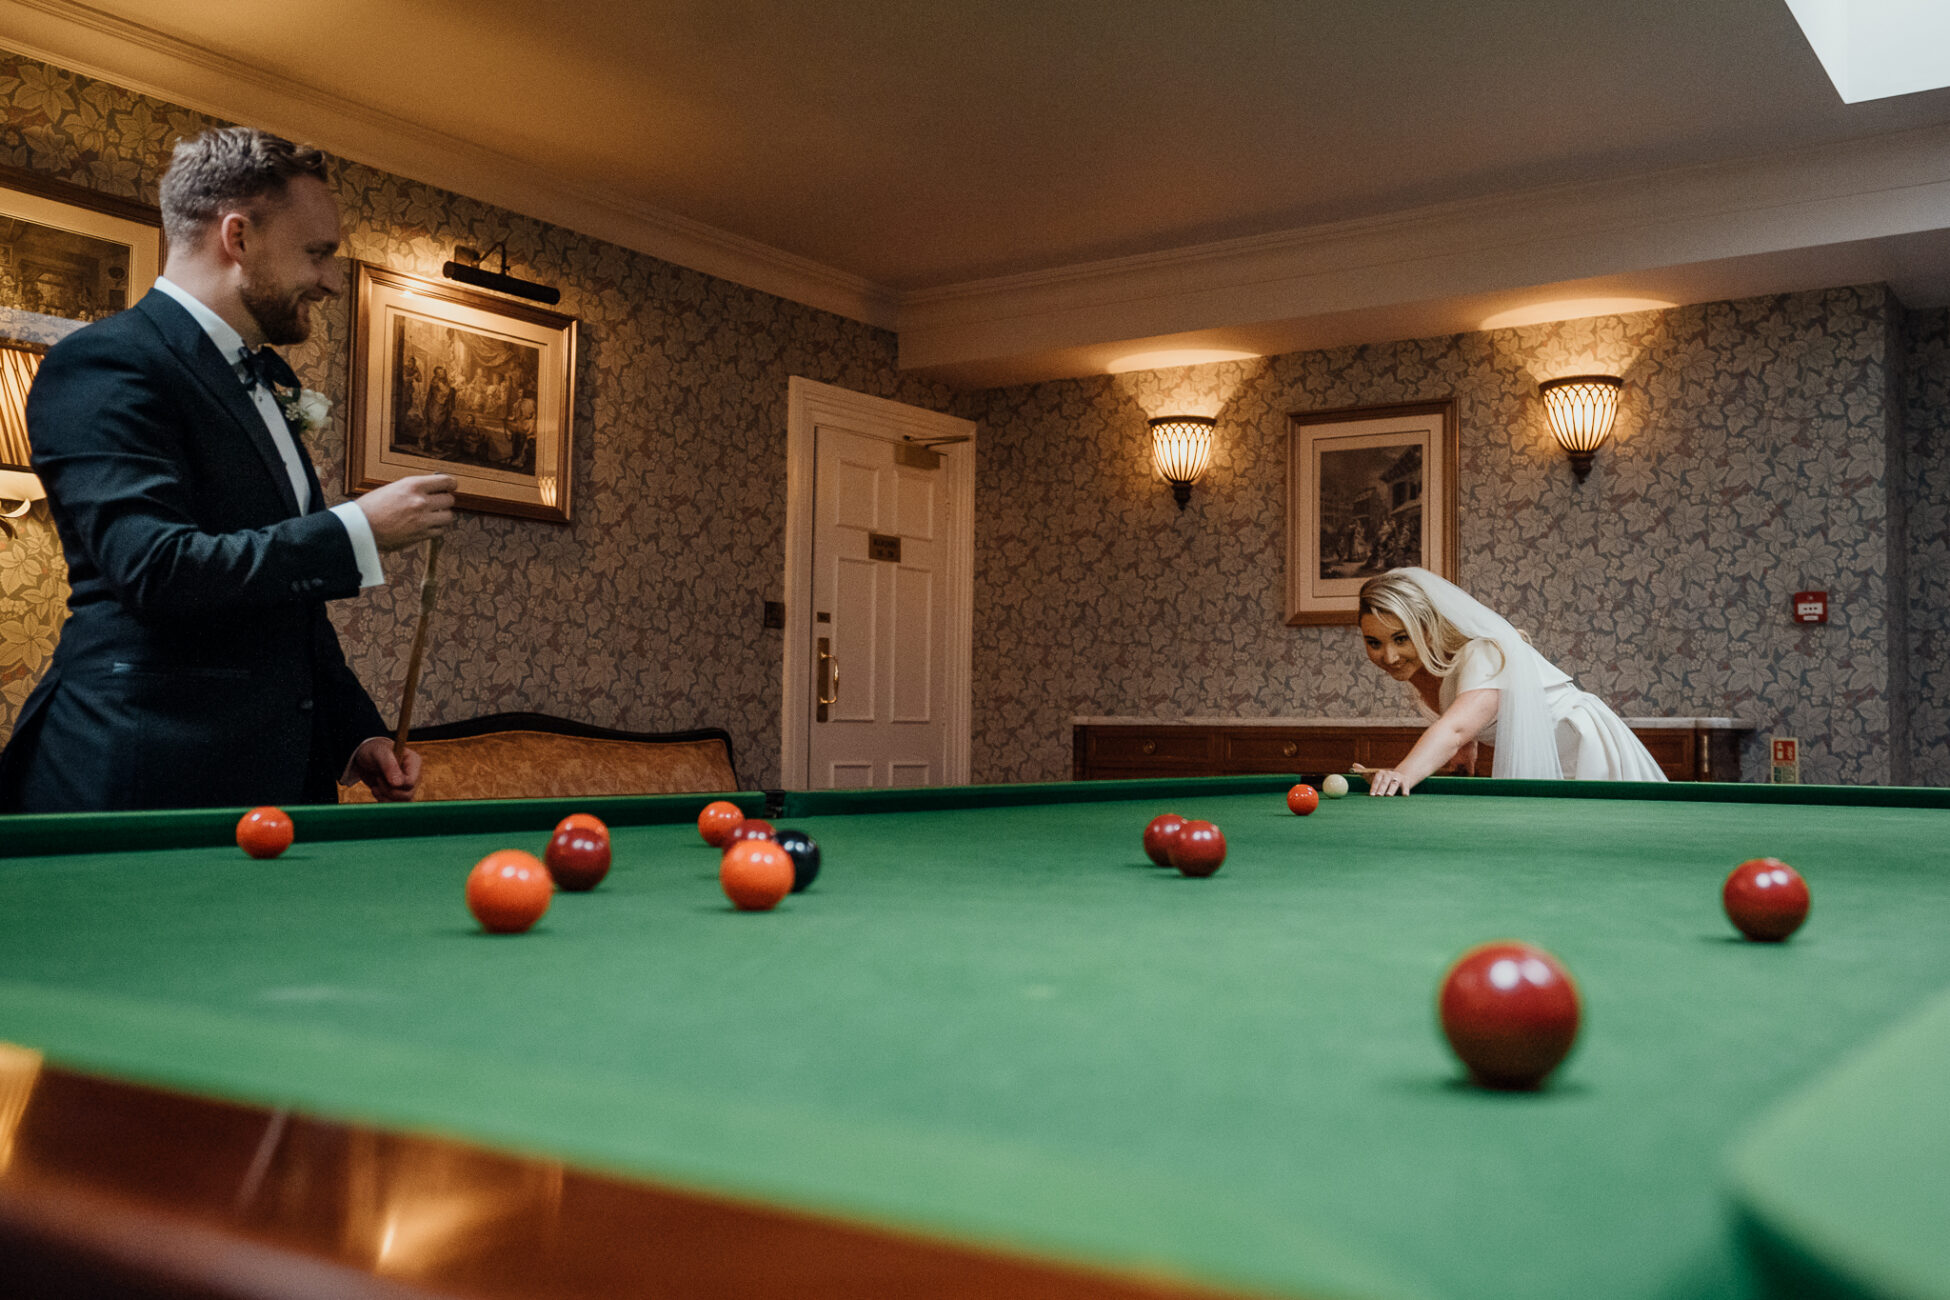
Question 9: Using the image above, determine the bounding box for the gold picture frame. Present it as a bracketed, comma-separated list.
[348, 262, 577, 523]
[1, 163, 163, 346]
[1286, 399, 1458, 625]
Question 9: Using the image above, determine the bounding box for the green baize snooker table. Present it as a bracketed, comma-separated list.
[0, 775, 1947, 1300]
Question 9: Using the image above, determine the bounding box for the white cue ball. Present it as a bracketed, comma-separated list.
[1322, 773, 1350, 798]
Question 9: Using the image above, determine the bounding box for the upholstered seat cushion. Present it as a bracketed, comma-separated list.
[340, 723, 738, 803]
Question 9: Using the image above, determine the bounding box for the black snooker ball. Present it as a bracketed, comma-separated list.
[773, 828, 821, 893]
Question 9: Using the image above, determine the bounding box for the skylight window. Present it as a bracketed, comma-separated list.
[1785, 0, 1950, 102]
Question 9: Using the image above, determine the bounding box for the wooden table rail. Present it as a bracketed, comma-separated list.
[1072, 718, 1753, 782]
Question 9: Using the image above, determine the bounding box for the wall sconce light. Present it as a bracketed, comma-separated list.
[1539, 375, 1622, 483]
[1148, 415, 1215, 510]
[0, 344, 48, 548]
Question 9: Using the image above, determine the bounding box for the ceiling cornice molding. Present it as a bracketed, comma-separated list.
[8, 0, 1947, 383]
[897, 120, 1950, 373]
[0, 0, 899, 327]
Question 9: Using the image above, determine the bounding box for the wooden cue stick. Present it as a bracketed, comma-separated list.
[393, 536, 442, 762]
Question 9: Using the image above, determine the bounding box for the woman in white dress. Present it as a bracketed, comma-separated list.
[1355, 568, 1666, 795]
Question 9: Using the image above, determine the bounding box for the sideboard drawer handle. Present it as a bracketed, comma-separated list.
[1282, 741, 1297, 758]
[1140, 739, 1157, 755]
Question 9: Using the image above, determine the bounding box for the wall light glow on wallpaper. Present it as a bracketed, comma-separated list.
[1105, 349, 1258, 374]
[1112, 353, 1269, 421]
[1478, 298, 1675, 331]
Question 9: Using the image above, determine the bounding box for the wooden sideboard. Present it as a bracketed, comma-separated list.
[1072, 718, 1753, 783]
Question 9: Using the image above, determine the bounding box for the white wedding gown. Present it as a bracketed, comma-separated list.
[1425, 639, 1668, 782]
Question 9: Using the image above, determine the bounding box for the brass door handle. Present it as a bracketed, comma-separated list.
[816, 638, 839, 707]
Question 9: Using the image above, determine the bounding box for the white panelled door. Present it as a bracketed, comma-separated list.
[806, 423, 953, 788]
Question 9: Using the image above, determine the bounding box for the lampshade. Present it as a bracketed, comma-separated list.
[1538, 375, 1622, 482]
[1148, 415, 1215, 510]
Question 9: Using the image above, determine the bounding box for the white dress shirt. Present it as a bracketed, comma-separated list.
[152, 276, 384, 588]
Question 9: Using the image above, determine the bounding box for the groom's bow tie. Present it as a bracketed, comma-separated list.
[239, 345, 299, 393]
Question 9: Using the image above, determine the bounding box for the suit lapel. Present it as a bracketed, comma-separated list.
[134, 290, 303, 518]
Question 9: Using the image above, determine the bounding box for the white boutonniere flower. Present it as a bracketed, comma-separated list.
[276, 387, 333, 435]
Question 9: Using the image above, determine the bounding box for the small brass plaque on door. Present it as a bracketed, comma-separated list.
[868, 533, 902, 562]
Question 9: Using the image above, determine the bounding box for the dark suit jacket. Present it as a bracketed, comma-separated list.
[0, 289, 386, 812]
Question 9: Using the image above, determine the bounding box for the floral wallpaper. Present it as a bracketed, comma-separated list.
[1907, 307, 1950, 786]
[0, 48, 1940, 792]
[963, 289, 1914, 786]
[1884, 306, 1911, 784]
[0, 516, 62, 732]
[0, 50, 953, 787]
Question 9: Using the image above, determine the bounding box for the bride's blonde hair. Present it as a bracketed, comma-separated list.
[1358, 571, 1519, 677]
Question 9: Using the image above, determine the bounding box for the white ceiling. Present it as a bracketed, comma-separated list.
[7, 0, 1950, 385]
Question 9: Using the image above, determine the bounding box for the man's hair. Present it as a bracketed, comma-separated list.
[159, 127, 328, 248]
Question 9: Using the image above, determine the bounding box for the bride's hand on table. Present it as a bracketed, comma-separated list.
[1364, 767, 1416, 796]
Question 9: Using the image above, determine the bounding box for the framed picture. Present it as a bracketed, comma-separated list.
[1286, 399, 1457, 625]
[349, 262, 577, 523]
[1, 163, 162, 347]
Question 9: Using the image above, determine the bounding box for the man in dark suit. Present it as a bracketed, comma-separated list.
[0, 127, 456, 812]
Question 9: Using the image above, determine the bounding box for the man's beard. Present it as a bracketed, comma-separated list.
[239, 277, 313, 346]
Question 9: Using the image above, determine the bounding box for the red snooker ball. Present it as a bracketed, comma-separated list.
[1723, 858, 1810, 942]
[1143, 813, 1187, 867]
[545, 826, 611, 892]
[1286, 784, 1319, 816]
[697, 801, 745, 847]
[466, 850, 553, 934]
[720, 840, 794, 911]
[724, 818, 777, 849]
[1169, 820, 1227, 877]
[236, 806, 294, 859]
[555, 812, 609, 840]
[1438, 941, 1581, 1090]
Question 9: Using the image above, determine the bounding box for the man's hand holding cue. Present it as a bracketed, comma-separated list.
[342, 473, 457, 802]
[360, 474, 457, 552]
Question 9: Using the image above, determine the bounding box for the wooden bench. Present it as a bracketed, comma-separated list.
[339, 713, 740, 803]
